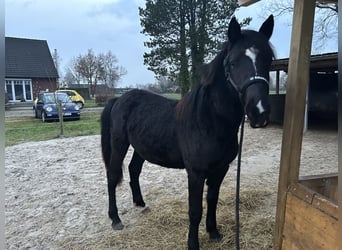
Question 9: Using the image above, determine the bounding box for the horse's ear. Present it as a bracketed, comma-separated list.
[228, 17, 241, 44]
[259, 15, 274, 40]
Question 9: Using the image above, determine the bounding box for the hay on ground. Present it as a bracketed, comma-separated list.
[58, 188, 275, 249]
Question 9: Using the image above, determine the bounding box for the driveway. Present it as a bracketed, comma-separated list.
[5, 105, 103, 118]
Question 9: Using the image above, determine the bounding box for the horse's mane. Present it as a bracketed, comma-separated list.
[176, 83, 204, 122]
[176, 46, 228, 125]
[200, 44, 228, 86]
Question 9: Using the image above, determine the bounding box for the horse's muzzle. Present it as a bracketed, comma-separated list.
[242, 81, 270, 129]
[249, 112, 269, 128]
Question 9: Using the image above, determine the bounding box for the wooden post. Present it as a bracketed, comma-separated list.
[58, 100, 64, 138]
[273, 0, 316, 249]
[304, 87, 309, 132]
[276, 70, 280, 94]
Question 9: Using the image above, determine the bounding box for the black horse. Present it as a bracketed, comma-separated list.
[101, 15, 274, 250]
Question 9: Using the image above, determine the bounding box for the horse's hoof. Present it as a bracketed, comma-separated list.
[209, 231, 223, 242]
[141, 206, 151, 214]
[134, 200, 146, 207]
[188, 242, 199, 250]
[112, 221, 124, 230]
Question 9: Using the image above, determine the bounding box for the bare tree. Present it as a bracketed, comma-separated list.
[99, 51, 127, 88]
[64, 58, 82, 86]
[261, 0, 337, 51]
[71, 49, 126, 97]
[52, 49, 62, 88]
[156, 75, 177, 93]
[73, 49, 106, 97]
[62, 71, 74, 87]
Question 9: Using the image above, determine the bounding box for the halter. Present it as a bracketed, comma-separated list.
[226, 72, 269, 97]
[223, 54, 270, 99]
[239, 76, 269, 96]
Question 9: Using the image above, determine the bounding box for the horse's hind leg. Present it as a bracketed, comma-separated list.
[106, 143, 129, 230]
[205, 165, 229, 240]
[128, 151, 146, 207]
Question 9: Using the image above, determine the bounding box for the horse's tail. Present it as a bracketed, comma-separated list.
[101, 97, 118, 171]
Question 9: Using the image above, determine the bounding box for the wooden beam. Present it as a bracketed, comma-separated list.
[270, 53, 338, 72]
[282, 189, 338, 249]
[273, 0, 316, 249]
[318, 0, 337, 3]
[238, 0, 260, 7]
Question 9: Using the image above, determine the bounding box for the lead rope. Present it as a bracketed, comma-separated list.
[235, 114, 245, 250]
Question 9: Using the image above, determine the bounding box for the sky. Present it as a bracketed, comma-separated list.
[5, 0, 337, 87]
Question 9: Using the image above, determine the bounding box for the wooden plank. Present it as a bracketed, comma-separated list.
[238, 0, 260, 6]
[289, 182, 338, 218]
[299, 173, 338, 181]
[299, 174, 338, 201]
[318, 0, 338, 3]
[288, 182, 314, 204]
[282, 193, 338, 249]
[312, 193, 338, 219]
[273, 0, 316, 249]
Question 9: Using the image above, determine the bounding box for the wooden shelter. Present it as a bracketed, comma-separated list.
[238, 0, 338, 249]
[269, 52, 338, 128]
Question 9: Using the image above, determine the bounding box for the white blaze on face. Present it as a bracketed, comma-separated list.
[245, 47, 259, 74]
[256, 100, 265, 114]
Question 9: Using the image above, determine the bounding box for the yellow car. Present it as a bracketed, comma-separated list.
[56, 89, 85, 109]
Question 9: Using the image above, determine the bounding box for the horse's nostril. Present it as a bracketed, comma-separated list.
[250, 116, 269, 128]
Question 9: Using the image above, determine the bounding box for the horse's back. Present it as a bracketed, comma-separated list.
[112, 89, 178, 123]
[111, 89, 184, 168]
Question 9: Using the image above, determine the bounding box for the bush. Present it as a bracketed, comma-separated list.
[95, 95, 113, 106]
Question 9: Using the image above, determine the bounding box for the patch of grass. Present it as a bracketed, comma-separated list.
[83, 99, 99, 108]
[5, 112, 101, 146]
[269, 90, 286, 95]
[162, 93, 181, 100]
[62, 112, 101, 137]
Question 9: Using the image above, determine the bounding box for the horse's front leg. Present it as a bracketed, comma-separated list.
[206, 164, 229, 240]
[187, 171, 205, 250]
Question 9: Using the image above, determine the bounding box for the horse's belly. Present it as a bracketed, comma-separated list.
[129, 134, 184, 169]
[149, 158, 185, 169]
[136, 146, 184, 169]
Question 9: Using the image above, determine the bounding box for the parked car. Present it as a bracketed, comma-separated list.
[56, 89, 85, 108]
[34, 92, 80, 122]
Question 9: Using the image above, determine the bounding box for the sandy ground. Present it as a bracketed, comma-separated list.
[5, 124, 337, 249]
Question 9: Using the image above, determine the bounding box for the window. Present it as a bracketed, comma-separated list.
[14, 81, 24, 101]
[5, 80, 13, 100]
[5, 79, 33, 102]
[24, 80, 32, 100]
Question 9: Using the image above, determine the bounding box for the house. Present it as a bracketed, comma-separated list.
[5, 37, 59, 102]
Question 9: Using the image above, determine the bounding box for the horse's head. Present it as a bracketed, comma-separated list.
[224, 15, 274, 128]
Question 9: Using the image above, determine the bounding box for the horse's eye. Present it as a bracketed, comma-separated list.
[230, 62, 235, 69]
